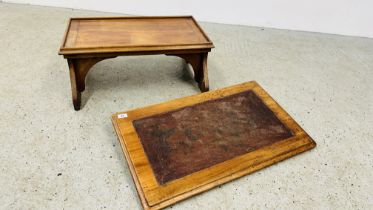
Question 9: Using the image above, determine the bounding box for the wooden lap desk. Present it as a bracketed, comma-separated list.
[112, 81, 316, 210]
[58, 16, 214, 110]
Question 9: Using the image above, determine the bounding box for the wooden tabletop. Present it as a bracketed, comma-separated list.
[112, 81, 316, 210]
[59, 16, 214, 55]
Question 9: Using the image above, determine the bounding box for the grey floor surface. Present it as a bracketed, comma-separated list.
[1, 3, 372, 210]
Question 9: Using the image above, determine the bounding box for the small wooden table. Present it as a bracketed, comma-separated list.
[59, 16, 214, 110]
[112, 81, 316, 210]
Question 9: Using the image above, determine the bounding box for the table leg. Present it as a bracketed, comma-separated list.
[67, 59, 81, 110]
[197, 53, 209, 92]
[66, 57, 114, 110]
[171, 52, 209, 92]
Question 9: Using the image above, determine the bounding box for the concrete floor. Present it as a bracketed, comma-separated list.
[1, 2, 372, 210]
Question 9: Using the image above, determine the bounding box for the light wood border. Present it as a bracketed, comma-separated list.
[111, 81, 316, 210]
[59, 16, 214, 55]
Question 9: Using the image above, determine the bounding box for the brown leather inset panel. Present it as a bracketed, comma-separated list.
[133, 90, 294, 185]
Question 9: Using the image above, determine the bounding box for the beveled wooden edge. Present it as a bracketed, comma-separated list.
[59, 44, 214, 55]
[61, 48, 210, 59]
[59, 17, 72, 52]
[58, 16, 214, 56]
[111, 81, 316, 210]
[70, 15, 194, 20]
[112, 118, 150, 209]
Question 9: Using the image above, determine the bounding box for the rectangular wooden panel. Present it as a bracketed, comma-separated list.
[59, 16, 214, 55]
[112, 81, 316, 210]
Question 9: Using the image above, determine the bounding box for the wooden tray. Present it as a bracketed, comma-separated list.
[112, 81, 316, 210]
[59, 16, 214, 55]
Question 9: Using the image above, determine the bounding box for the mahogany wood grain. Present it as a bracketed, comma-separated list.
[59, 16, 214, 110]
[112, 81, 316, 210]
